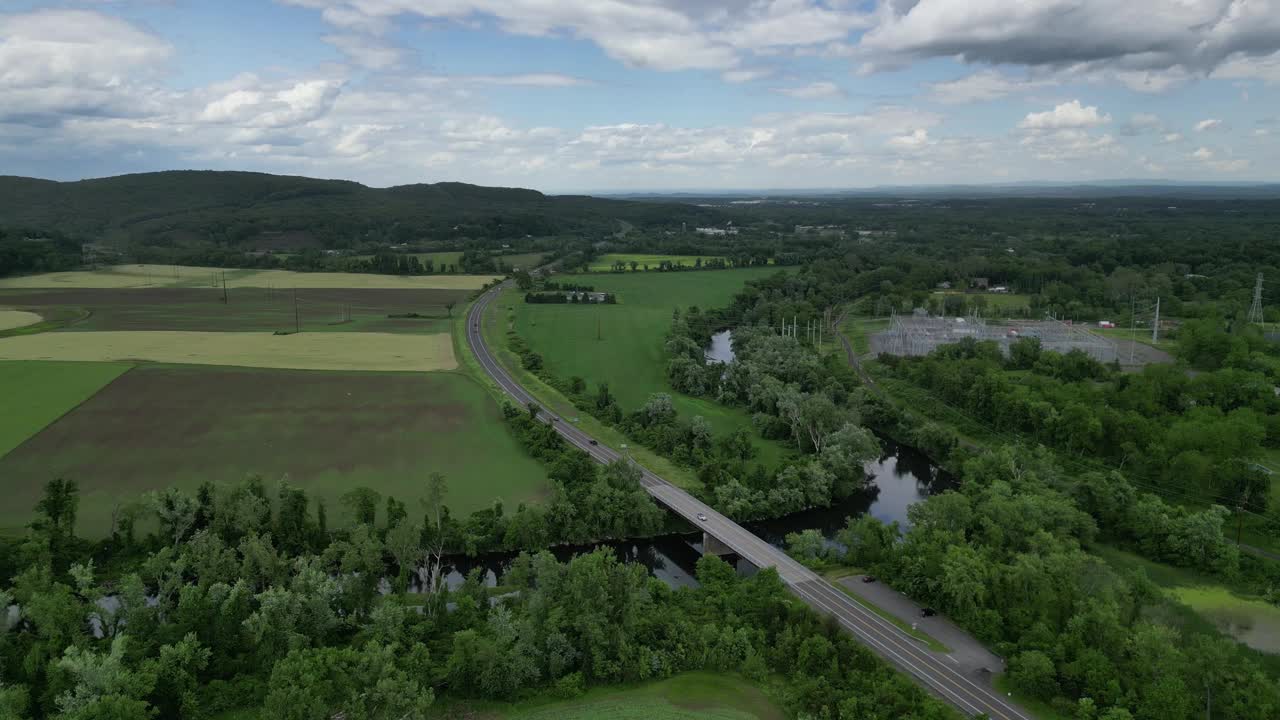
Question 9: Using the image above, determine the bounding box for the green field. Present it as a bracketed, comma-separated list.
[497, 252, 545, 270]
[0, 365, 548, 537]
[587, 254, 730, 272]
[1095, 546, 1280, 665]
[490, 673, 783, 720]
[514, 269, 789, 467]
[0, 287, 462, 334]
[0, 360, 132, 458]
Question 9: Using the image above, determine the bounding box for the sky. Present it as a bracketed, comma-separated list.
[1, 1, 1278, 192]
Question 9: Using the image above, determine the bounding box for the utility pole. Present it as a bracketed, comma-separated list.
[294, 287, 300, 334]
[596, 314, 601, 341]
[221, 272, 228, 304]
[1247, 273, 1264, 325]
[793, 315, 797, 339]
[1152, 297, 1161, 344]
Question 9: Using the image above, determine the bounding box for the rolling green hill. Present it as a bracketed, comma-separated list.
[0, 171, 721, 247]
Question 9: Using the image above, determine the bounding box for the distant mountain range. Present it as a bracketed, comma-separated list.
[603, 181, 1280, 200]
[0, 171, 718, 245]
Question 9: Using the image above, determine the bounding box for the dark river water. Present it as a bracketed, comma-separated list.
[424, 435, 953, 592]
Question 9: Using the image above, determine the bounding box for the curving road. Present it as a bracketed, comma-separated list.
[466, 283, 1031, 720]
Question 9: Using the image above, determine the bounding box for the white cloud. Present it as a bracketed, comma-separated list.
[1162, 132, 1183, 143]
[1192, 146, 1214, 160]
[1019, 100, 1111, 130]
[0, 9, 173, 121]
[722, 68, 773, 83]
[323, 34, 405, 69]
[1194, 118, 1222, 132]
[857, 0, 1280, 79]
[772, 81, 842, 99]
[926, 69, 1054, 104]
[888, 128, 931, 150]
[1212, 50, 1280, 84]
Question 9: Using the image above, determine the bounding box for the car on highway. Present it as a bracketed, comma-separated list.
[862, 575, 876, 583]
[920, 607, 937, 617]
[588, 439, 598, 445]
[696, 512, 708, 522]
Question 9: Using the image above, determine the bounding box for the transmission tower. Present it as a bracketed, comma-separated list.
[1247, 273, 1264, 324]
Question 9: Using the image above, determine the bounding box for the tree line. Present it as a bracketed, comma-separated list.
[0, 473, 958, 720]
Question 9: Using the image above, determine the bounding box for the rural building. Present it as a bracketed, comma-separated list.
[565, 291, 607, 303]
[971, 277, 990, 290]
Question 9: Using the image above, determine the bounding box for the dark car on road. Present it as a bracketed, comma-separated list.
[861, 575, 876, 583]
[920, 607, 937, 617]
[588, 439, 598, 445]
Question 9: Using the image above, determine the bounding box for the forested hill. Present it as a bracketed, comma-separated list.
[0, 171, 721, 246]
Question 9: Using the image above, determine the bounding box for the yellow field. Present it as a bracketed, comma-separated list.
[0, 265, 499, 290]
[0, 310, 42, 331]
[0, 331, 455, 372]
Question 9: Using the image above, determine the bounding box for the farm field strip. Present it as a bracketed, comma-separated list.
[0, 330, 455, 372]
[0, 287, 463, 333]
[0, 264, 498, 290]
[0, 360, 133, 458]
[0, 365, 549, 537]
[0, 310, 42, 331]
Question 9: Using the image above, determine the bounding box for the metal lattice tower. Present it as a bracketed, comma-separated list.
[1248, 273, 1264, 324]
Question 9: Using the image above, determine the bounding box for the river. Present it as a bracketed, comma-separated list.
[705, 329, 735, 363]
[422, 435, 953, 592]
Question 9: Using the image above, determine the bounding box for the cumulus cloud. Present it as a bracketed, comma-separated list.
[1192, 146, 1214, 159]
[279, 0, 872, 73]
[888, 128, 931, 150]
[0, 9, 173, 122]
[1019, 100, 1111, 130]
[1194, 118, 1222, 132]
[858, 0, 1280, 79]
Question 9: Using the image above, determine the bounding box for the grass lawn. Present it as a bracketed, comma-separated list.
[930, 291, 1033, 317]
[0, 360, 132, 458]
[0, 264, 497, 290]
[586, 254, 731, 272]
[481, 672, 783, 719]
[0, 330, 455, 372]
[1092, 325, 1178, 352]
[0, 364, 548, 537]
[515, 270, 789, 467]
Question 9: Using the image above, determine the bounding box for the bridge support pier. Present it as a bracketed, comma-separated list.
[703, 532, 735, 557]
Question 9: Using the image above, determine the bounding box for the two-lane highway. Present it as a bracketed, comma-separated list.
[466, 283, 1031, 720]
